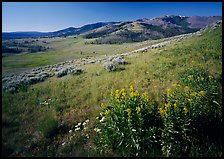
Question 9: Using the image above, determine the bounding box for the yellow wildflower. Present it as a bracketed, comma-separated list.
[159, 107, 166, 117]
[142, 92, 149, 101]
[130, 85, 134, 92]
[101, 103, 105, 109]
[104, 110, 110, 116]
[136, 106, 141, 113]
[190, 92, 198, 97]
[115, 89, 120, 99]
[130, 92, 134, 98]
[120, 88, 125, 93]
[183, 107, 188, 114]
[188, 98, 192, 103]
[173, 83, 181, 88]
[165, 102, 170, 108]
[167, 88, 173, 96]
[198, 91, 205, 97]
[120, 88, 126, 98]
[173, 84, 177, 87]
[174, 103, 177, 109]
[134, 90, 139, 97]
[127, 108, 131, 117]
[184, 86, 190, 92]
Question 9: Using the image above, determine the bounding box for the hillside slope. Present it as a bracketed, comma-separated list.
[2, 22, 117, 39]
[83, 15, 222, 43]
[2, 22, 222, 157]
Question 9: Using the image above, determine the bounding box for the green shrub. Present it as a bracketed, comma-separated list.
[159, 68, 222, 156]
[95, 68, 222, 157]
[95, 85, 162, 157]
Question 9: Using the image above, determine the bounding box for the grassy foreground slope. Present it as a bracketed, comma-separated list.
[2, 24, 222, 157]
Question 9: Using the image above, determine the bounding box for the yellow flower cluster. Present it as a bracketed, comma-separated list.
[112, 85, 148, 101]
[101, 103, 106, 109]
[130, 90, 140, 98]
[127, 108, 131, 117]
[190, 90, 205, 98]
[136, 106, 141, 113]
[184, 86, 190, 93]
[183, 107, 188, 114]
[159, 107, 167, 117]
[120, 88, 126, 98]
[113, 88, 127, 99]
[174, 103, 177, 109]
[141, 92, 149, 102]
[115, 89, 120, 99]
[198, 90, 205, 97]
[159, 102, 171, 117]
[167, 83, 181, 96]
[167, 88, 173, 96]
[104, 109, 110, 116]
[129, 85, 134, 92]
[172, 83, 181, 87]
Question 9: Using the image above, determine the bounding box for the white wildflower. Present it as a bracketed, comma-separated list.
[94, 128, 101, 133]
[69, 130, 72, 133]
[75, 127, 80, 131]
[75, 122, 82, 128]
[62, 142, 66, 146]
[85, 119, 89, 123]
[100, 117, 105, 123]
[132, 129, 136, 132]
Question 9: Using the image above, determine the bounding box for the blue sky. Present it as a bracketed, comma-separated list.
[2, 2, 222, 32]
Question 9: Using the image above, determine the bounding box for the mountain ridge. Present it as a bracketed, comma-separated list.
[2, 15, 222, 40]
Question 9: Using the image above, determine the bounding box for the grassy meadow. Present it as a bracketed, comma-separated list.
[2, 24, 222, 156]
[2, 36, 163, 75]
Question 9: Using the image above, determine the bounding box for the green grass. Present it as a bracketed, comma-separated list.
[2, 36, 159, 75]
[2, 24, 222, 156]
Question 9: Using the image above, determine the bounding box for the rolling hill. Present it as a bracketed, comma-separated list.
[2, 20, 222, 157]
[83, 15, 222, 43]
[2, 22, 117, 39]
